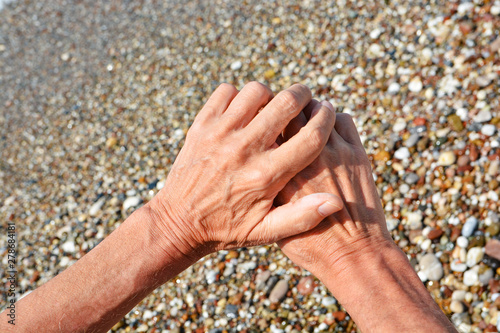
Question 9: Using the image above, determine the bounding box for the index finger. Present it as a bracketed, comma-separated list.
[245, 84, 312, 147]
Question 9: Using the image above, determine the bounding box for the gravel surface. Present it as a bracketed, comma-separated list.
[1, 0, 500, 332]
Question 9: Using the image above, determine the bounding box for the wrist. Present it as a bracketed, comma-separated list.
[141, 196, 208, 267]
[316, 238, 455, 332]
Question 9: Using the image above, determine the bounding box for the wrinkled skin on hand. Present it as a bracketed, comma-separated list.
[148, 82, 343, 258]
[276, 100, 392, 278]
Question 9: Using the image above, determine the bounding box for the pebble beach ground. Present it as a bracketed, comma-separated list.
[1, 0, 500, 332]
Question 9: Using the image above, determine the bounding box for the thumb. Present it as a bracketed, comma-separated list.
[247, 193, 343, 244]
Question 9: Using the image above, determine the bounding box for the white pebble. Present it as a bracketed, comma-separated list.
[481, 124, 496, 136]
[450, 300, 464, 313]
[452, 290, 467, 301]
[473, 109, 492, 123]
[456, 236, 469, 249]
[408, 77, 423, 93]
[317, 75, 328, 85]
[62, 241, 76, 253]
[419, 253, 443, 281]
[230, 61, 242, 70]
[438, 151, 456, 166]
[388, 82, 401, 94]
[466, 247, 484, 267]
[463, 269, 479, 286]
[450, 260, 467, 273]
[456, 108, 469, 121]
[392, 118, 407, 132]
[394, 147, 410, 160]
[123, 196, 142, 211]
[370, 28, 381, 39]
[89, 197, 106, 217]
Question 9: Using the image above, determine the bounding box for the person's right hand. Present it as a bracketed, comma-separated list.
[275, 100, 457, 332]
[147, 82, 343, 260]
[275, 99, 392, 278]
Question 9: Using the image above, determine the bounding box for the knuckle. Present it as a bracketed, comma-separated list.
[306, 126, 326, 149]
[337, 113, 354, 124]
[248, 168, 273, 187]
[245, 81, 272, 99]
[277, 90, 301, 112]
[218, 82, 237, 94]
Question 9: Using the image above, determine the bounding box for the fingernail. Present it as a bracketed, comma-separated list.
[321, 100, 335, 113]
[318, 201, 341, 217]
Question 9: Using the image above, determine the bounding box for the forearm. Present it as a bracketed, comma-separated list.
[0, 202, 200, 333]
[318, 240, 456, 333]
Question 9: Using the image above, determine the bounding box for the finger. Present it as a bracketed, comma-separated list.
[246, 83, 312, 147]
[196, 83, 239, 122]
[282, 100, 320, 142]
[247, 193, 343, 244]
[221, 81, 274, 129]
[268, 101, 336, 185]
[333, 113, 363, 147]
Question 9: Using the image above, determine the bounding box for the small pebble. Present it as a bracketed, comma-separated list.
[269, 280, 288, 303]
[462, 217, 478, 237]
[123, 196, 142, 211]
[419, 253, 444, 281]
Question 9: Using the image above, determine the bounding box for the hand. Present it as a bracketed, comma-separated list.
[275, 102, 457, 332]
[275, 99, 392, 279]
[148, 82, 343, 258]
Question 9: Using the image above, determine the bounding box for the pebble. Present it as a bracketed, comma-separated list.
[3, 0, 500, 330]
[466, 247, 484, 267]
[404, 133, 420, 148]
[450, 300, 465, 314]
[463, 270, 479, 286]
[481, 124, 496, 136]
[89, 197, 106, 217]
[418, 254, 444, 281]
[123, 196, 142, 211]
[462, 217, 478, 237]
[473, 110, 492, 123]
[317, 75, 328, 85]
[387, 82, 401, 94]
[450, 260, 467, 273]
[205, 270, 217, 284]
[61, 240, 76, 254]
[321, 297, 337, 307]
[456, 236, 469, 249]
[404, 172, 420, 185]
[255, 270, 271, 290]
[407, 211, 423, 230]
[408, 77, 423, 93]
[485, 239, 500, 261]
[394, 147, 410, 160]
[437, 151, 456, 166]
[230, 61, 242, 70]
[479, 268, 494, 285]
[269, 280, 288, 303]
[297, 276, 315, 296]
[392, 118, 407, 132]
[452, 290, 467, 302]
[386, 218, 399, 232]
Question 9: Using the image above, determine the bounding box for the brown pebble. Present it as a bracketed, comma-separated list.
[485, 239, 500, 261]
[332, 311, 346, 322]
[457, 155, 470, 167]
[297, 276, 316, 296]
[450, 227, 462, 242]
[470, 144, 479, 161]
[413, 117, 427, 126]
[490, 279, 500, 293]
[428, 229, 444, 240]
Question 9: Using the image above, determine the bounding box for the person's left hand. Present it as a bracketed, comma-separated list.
[147, 82, 343, 259]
